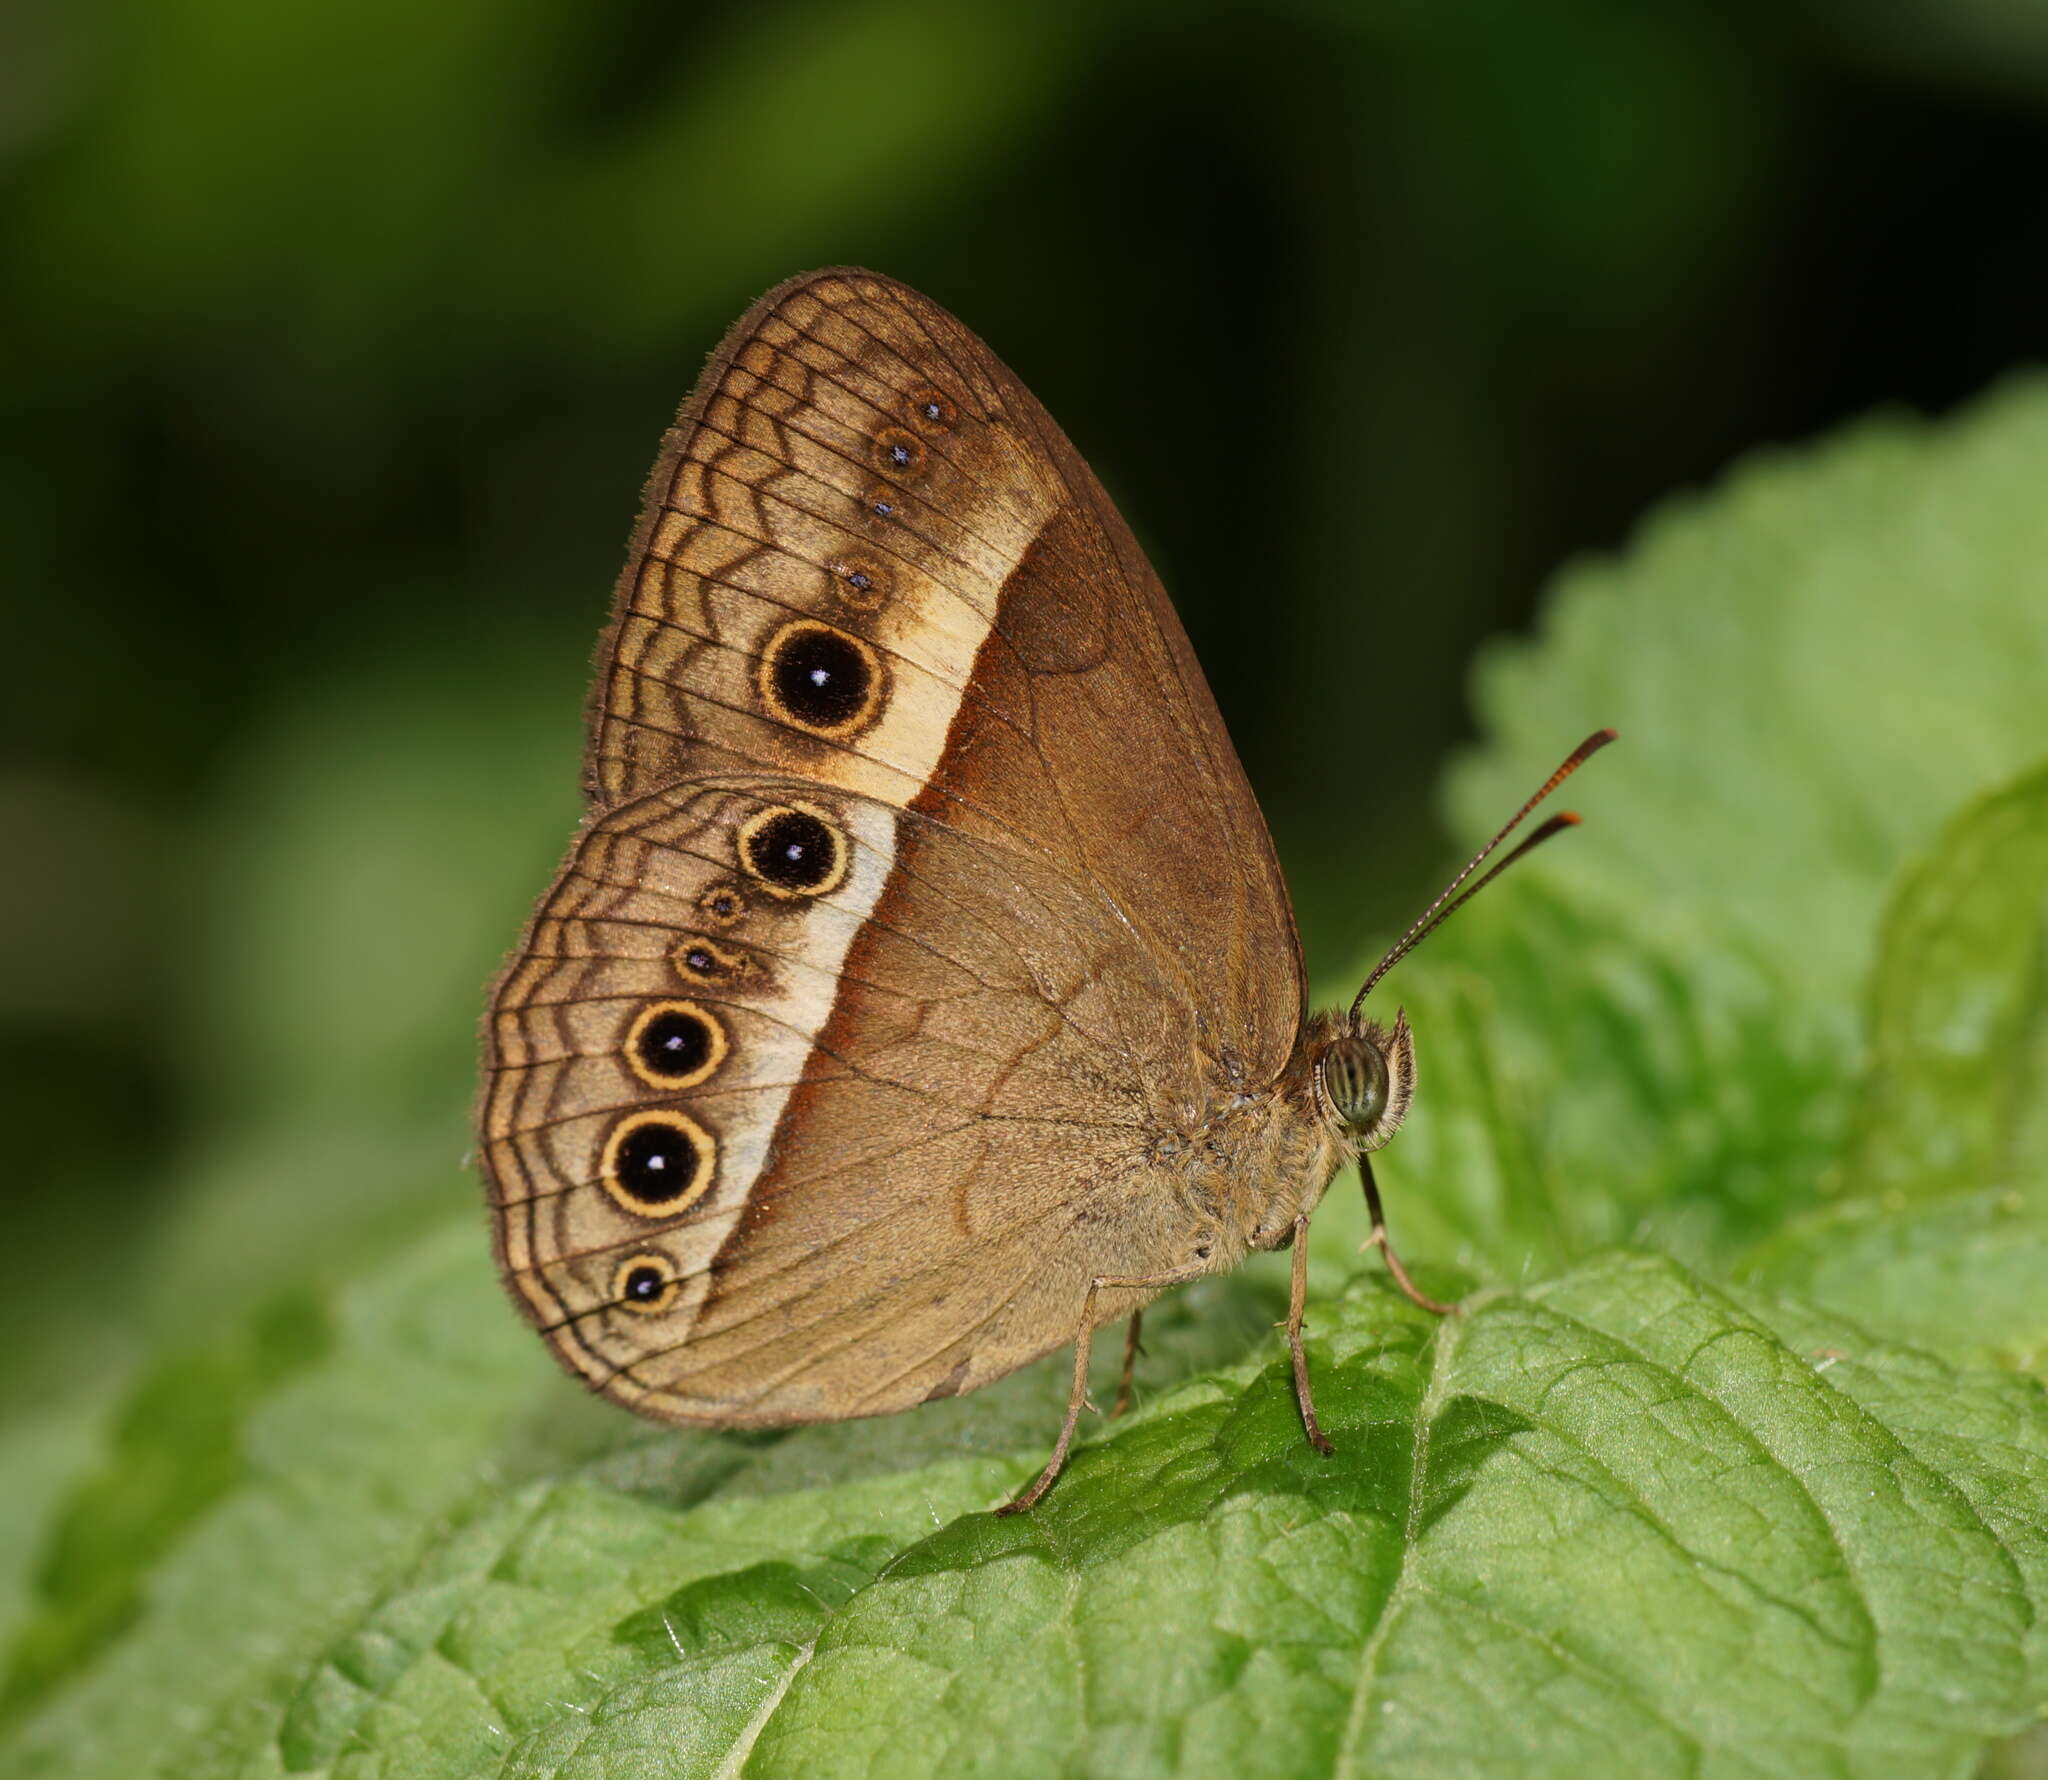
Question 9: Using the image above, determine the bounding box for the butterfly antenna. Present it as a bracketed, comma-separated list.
[1348, 728, 1617, 1025]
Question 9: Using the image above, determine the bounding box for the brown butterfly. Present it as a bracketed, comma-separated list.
[480, 268, 1612, 1511]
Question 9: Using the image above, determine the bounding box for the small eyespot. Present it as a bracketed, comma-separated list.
[697, 884, 747, 927]
[625, 999, 727, 1090]
[600, 1111, 716, 1217]
[757, 619, 885, 738]
[872, 428, 925, 476]
[674, 936, 750, 986]
[860, 484, 903, 521]
[736, 802, 848, 898]
[907, 388, 956, 433]
[826, 556, 889, 611]
[612, 1252, 682, 1315]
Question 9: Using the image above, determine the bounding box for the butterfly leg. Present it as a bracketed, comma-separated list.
[1360, 1155, 1456, 1316]
[997, 1265, 1211, 1515]
[1109, 1312, 1145, 1418]
[1286, 1215, 1335, 1456]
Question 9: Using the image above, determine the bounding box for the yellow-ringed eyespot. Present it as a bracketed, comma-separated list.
[697, 883, 747, 927]
[673, 935, 751, 986]
[611, 1251, 682, 1315]
[600, 1110, 716, 1218]
[735, 802, 848, 899]
[756, 619, 885, 739]
[624, 999, 728, 1091]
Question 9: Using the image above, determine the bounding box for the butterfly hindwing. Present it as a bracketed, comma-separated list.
[486, 775, 1180, 1421]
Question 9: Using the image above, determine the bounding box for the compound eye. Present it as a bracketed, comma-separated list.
[1324, 1038, 1389, 1130]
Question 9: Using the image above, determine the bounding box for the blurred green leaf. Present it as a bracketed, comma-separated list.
[1744, 760, 2048, 1369]
[1845, 758, 2048, 1202]
[1449, 374, 2048, 1014]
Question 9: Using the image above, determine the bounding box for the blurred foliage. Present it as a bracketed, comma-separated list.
[6, 0, 2048, 1772]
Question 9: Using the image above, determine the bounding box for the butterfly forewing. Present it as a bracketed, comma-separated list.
[483, 269, 1306, 1426]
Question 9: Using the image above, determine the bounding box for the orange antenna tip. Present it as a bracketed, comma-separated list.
[1347, 731, 1616, 1023]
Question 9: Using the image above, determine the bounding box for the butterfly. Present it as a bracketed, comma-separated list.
[479, 268, 1612, 1510]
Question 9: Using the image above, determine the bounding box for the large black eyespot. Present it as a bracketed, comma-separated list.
[1319, 1036, 1390, 1133]
[757, 620, 883, 737]
[625, 1000, 727, 1090]
[611, 1252, 681, 1315]
[601, 1111, 716, 1216]
[736, 804, 847, 898]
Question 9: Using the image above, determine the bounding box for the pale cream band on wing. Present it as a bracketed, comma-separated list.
[602, 461, 1059, 1389]
[601, 790, 906, 1388]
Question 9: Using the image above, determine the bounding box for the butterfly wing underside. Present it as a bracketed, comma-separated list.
[482, 269, 1304, 1424]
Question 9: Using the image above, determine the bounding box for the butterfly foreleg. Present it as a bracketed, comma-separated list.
[1109, 1311, 1145, 1419]
[996, 1265, 1212, 1515]
[1285, 1215, 1336, 1457]
[1358, 1155, 1457, 1317]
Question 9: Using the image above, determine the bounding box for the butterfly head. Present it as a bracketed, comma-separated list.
[1318, 730, 1618, 1154]
[1313, 1012, 1415, 1153]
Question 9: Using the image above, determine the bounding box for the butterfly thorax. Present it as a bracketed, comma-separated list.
[1136, 1010, 1383, 1270]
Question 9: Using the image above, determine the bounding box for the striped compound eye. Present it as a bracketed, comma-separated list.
[1317, 1036, 1389, 1133]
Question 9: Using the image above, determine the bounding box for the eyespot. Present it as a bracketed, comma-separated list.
[673, 935, 750, 986]
[697, 884, 747, 927]
[860, 485, 904, 521]
[612, 1252, 682, 1315]
[600, 1110, 716, 1218]
[907, 387, 956, 434]
[872, 427, 925, 476]
[736, 802, 848, 898]
[826, 556, 889, 611]
[625, 999, 727, 1090]
[756, 619, 885, 738]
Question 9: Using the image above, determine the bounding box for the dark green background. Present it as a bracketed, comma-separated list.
[5, 0, 2047, 1405]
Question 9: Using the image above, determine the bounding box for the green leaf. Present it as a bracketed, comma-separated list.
[1744, 759, 2048, 1368]
[0, 1293, 330, 1721]
[7, 1241, 2047, 1778]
